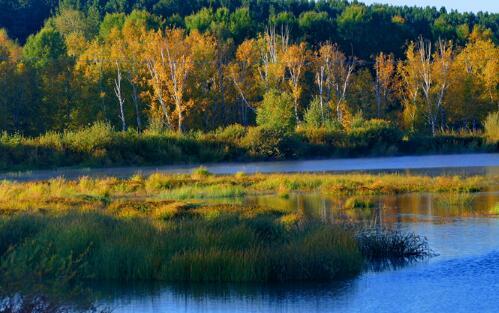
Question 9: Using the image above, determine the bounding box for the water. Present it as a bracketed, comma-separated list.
[2, 153, 499, 181]
[95, 192, 499, 313]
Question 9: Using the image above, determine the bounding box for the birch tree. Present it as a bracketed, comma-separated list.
[283, 42, 308, 123]
[374, 52, 395, 118]
[314, 43, 354, 123]
[257, 26, 288, 90]
[417, 38, 453, 135]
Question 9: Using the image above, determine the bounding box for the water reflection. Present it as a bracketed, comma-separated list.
[242, 192, 499, 226]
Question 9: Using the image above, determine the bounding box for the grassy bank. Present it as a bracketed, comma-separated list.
[1, 122, 496, 172]
[0, 172, 492, 214]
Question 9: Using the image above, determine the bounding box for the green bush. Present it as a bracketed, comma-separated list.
[347, 119, 402, 155]
[0, 119, 496, 172]
[256, 90, 296, 132]
[214, 124, 247, 142]
[241, 126, 304, 160]
[304, 97, 325, 128]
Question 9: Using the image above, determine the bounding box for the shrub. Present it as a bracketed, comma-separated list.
[191, 166, 211, 179]
[241, 127, 304, 160]
[347, 119, 402, 154]
[63, 122, 114, 154]
[214, 124, 247, 142]
[304, 97, 324, 128]
[297, 127, 346, 146]
[256, 90, 296, 132]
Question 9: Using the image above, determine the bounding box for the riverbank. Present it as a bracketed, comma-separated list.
[1, 123, 496, 172]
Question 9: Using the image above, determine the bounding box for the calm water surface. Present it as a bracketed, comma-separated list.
[95, 192, 499, 313]
[2, 153, 499, 181]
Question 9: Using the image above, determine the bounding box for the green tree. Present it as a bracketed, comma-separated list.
[256, 90, 295, 132]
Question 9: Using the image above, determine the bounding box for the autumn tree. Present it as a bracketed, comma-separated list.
[283, 42, 308, 123]
[144, 28, 216, 132]
[228, 39, 260, 125]
[398, 38, 453, 134]
[446, 27, 498, 128]
[256, 26, 288, 91]
[397, 42, 421, 132]
[314, 43, 355, 124]
[418, 38, 453, 135]
[374, 52, 395, 118]
[0, 29, 26, 132]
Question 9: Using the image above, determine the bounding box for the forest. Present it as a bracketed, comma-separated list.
[0, 0, 498, 169]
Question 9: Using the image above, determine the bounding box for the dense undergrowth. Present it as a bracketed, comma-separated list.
[0, 122, 495, 172]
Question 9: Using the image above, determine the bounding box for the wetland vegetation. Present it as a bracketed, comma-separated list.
[0, 171, 491, 287]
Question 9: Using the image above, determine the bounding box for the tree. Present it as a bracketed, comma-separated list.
[228, 39, 260, 125]
[374, 52, 395, 118]
[298, 11, 333, 44]
[418, 38, 453, 135]
[23, 26, 74, 132]
[397, 42, 421, 132]
[283, 43, 308, 123]
[145, 28, 215, 132]
[398, 38, 453, 134]
[446, 29, 498, 128]
[314, 43, 355, 124]
[256, 26, 288, 91]
[23, 27, 66, 68]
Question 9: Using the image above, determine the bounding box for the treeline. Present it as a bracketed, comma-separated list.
[2, 0, 499, 47]
[0, 0, 498, 138]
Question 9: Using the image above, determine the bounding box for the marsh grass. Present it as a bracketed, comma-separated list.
[0, 172, 467, 287]
[158, 184, 247, 200]
[0, 173, 491, 206]
[491, 203, 499, 215]
[0, 207, 363, 283]
[436, 192, 477, 208]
